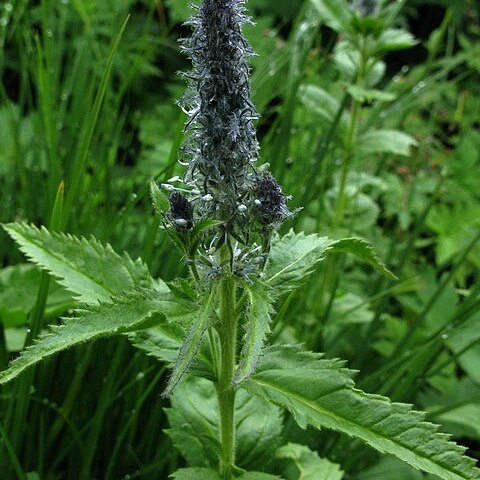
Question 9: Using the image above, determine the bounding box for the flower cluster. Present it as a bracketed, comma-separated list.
[161, 0, 292, 278]
[181, 0, 258, 228]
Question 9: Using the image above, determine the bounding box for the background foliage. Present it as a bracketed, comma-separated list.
[0, 0, 479, 478]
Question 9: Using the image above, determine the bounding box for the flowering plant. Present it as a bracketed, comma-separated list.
[1, 1, 479, 479]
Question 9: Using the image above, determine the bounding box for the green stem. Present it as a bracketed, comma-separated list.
[217, 276, 237, 480]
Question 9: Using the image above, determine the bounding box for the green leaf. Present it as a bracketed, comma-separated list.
[238, 473, 282, 480]
[376, 29, 418, 52]
[310, 0, 352, 34]
[277, 443, 344, 480]
[234, 282, 273, 385]
[244, 345, 480, 480]
[347, 85, 396, 102]
[327, 237, 396, 279]
[357, 130, 417, 157]
[0, 264, 73, 327]
[163, 287, 218, 396]
[0, 286, 190, 384]
[129, 323, 214, 382]
[150, 179, 170, 216]
[265, 231, 395, 297]
[166, 377, 222, 469]
[166, 376, 283, 472]
[265, 231, 332, 297]
[299, 84, 342, 125]
[170, 468, 221, 480]
[2, 222, 154, 304]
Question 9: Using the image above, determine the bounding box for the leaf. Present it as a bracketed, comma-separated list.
[310, 0, 353, 33]
[163, 287, 218, 396]
[166, 376, 283, 472]
[327, 237, 396, 279]
[238, 474, 283, 480]
[265, 231, 332, 297]
[2, 222, 154, 304]
[130, 323, 215, 382]
[277, 443, 344, 480]
[0, 286, 191, 384]
[234, 282, 274, 385]
[347, 85, 396, 102]
[376, 29, 418, 52]
[150, 179, 170, 216]
[170, 468, 221, 480]
[165, 377, 222, 469]
[0, 264, 73, 327]
[265, 231, 395, 297]
[298, 84, 342, 125]
[243, 345, 480, 480]
[357, 130, 417, 157]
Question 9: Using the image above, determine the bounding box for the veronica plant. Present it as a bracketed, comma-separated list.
[1, 1, 479, 479]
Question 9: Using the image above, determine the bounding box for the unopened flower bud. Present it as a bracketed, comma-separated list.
[168, 192, 194, 229]
[254, 172, 291, 226]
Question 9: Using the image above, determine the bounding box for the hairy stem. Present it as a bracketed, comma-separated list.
[217, 276, 237, 479]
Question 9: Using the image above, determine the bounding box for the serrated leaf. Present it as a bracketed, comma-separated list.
[150, 179, 170, 216]
[2, 222, 155, 304]
[376, 29, 418, 52]
[163, 287, 218, 396]
[327, 237, 396, 279]
[129, 323, 214, 382]
[357, 130, 417, 156]
[166, 376, 283, 472]
[0, 286, 191, 384]
[265, 231, 395, 297]
[265, 231, 332, 297]
[277, 443, 344, 480]
[170, 468, 221, 480]
[310, 0, 352, 34]
[234, 282, 273, 385]
[244, 345, 480, 480]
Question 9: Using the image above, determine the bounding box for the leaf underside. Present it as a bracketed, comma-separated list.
[244, 345, 480, 480]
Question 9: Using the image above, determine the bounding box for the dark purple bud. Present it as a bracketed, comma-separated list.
[168, 192, 194, 229]
[254, 173, 291, 226]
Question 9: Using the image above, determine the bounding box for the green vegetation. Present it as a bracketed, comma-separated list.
[0, 1, 479, 479]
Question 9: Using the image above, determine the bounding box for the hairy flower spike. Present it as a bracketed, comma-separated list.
[181, 0, 259, 226]
[164, 0, 293, 277]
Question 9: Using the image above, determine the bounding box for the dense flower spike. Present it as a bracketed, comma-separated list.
[181, 0, 259, 226]
[167, 0, 293, 278]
